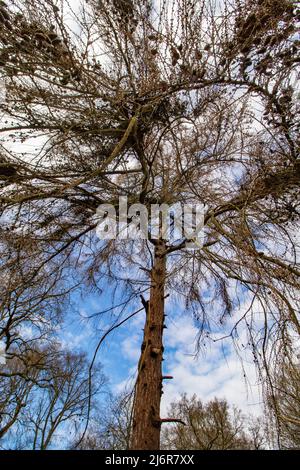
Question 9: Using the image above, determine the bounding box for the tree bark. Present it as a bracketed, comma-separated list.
[130, 240, 166, 450]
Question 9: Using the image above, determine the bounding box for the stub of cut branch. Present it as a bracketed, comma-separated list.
[160, 418, 186, 426]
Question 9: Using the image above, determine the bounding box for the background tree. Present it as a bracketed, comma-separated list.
[75, 390, 133, 450]
[75, 392, 268, 450]
[0, 0, 299, 449]
[0, 345, 61, 442]
[0, 345, 106, 449]
[266, 346, 300, 449]
[161, 394, 266, 450]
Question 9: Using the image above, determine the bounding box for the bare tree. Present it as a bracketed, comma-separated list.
[75, 392, 268, 450]
[161, 394, 263, 450]
[246, 415, 268, 450]
[76, 390, 133, 450]
[0, 0, 299, 449]
[266, 346, 300, 449]
[0, 345, 59, 441]
[0, 346, 106, 449]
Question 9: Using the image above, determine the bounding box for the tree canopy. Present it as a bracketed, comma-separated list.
[0, 0, 299, 449]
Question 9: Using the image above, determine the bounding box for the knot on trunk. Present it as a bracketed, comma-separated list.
[150, 347, 161, 357]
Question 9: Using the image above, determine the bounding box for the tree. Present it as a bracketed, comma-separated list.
[266, 347, 300, 449]
[0, 0, 299, 449]
[22, 352, 105, 450]
[0, 345, 106, 449]
[75, 390, 133, 450]
[161, 394, 265, 450]
[0, 345, 60, 442]
[246, 415, 268, 450]
[76, 393, 268, 450]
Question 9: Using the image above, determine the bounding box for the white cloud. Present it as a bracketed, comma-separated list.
[121, 334, 141, 363]
[161, 315, 262, 417]
[166, 316, 198, 350]
[58, 319, 94, 351]
[116, 311, 263, 418]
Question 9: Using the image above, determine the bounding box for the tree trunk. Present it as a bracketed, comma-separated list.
[130, 240, 166, 450]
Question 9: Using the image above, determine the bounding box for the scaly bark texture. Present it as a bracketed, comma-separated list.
[131, 240, 166, 450]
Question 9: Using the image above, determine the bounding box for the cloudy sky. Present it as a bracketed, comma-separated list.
[62, 287, 264, 419]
